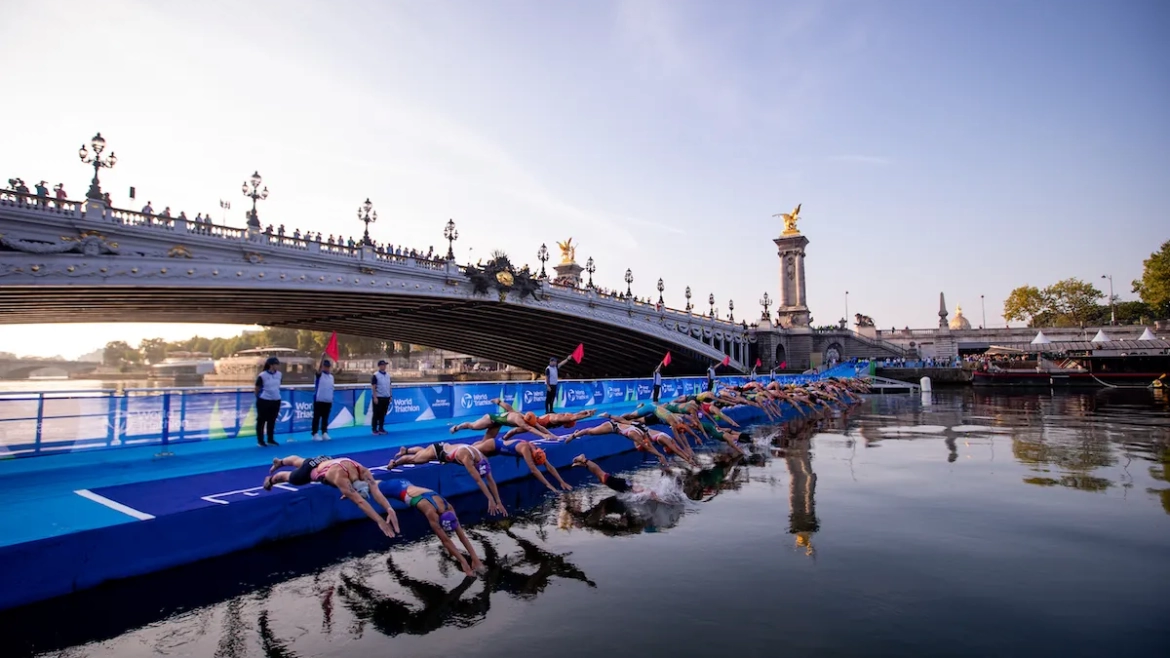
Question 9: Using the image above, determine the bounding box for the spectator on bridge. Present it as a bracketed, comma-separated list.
[545, 355, 572, 414]
[54, 183, 67, 200]
[160, 206, 172, 219]
[277, 224, 285, 237]
[370, 359, 392, 435]
[312, 355, 335, 441]
[255, 356, 282, 447]
[102, 192, 112, 207]
[141, 201, 154, 215]
[34, 181, 49, 205]
[293, 228, 301, 240]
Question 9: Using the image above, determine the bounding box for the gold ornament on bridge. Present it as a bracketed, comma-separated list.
[167, 245, 192, 259]
[774, 203, 803, 236]
[557, 238, 576, 264]
[495, 270, 515, 286]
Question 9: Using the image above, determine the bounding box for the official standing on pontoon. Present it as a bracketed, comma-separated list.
[371, 359, 392, 435]
[255, 356, 282, 447]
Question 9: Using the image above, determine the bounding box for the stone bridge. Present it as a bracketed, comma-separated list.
[0, 358, 97, 380]
[0, 192, 755, 377]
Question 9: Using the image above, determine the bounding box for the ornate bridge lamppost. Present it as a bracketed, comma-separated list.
[760, 292, 772, 319]
[708, 293, 715, 319]
[444, 219, 458, 260]
[728, 299, 735, 322]
[537, 243, 549, 278]
[685, 286, 693, 313]
[78, 132, 117, 201]
[624, 269, 634, 299]
[657, 278, 664, 306]
[357, 198, 377, 246]
[241, 171, 269, 230]
[585, 257, 595, 288]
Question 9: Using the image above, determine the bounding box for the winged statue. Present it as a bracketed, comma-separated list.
[773, 203, 803, 236]
[557, 238, 576, 264]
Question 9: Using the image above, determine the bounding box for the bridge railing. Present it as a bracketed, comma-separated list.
[0, 371, 839, 459]
[0, 189, 83, 215]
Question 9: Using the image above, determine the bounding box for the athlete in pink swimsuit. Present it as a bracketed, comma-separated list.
[264, 455, 399, 538]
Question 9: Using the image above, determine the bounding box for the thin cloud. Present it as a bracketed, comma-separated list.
[827, 154, 893, 165]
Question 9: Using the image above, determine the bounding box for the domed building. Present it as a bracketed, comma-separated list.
[949, 305, 972, 330]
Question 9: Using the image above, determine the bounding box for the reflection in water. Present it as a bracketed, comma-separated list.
[338, 557, 483, 637]
[6, 390, 1170, 658]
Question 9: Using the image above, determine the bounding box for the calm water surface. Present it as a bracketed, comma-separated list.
[4, 390, 1169, 657]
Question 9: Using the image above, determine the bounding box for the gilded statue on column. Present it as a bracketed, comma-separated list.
[774, 203, 803, 236]
[557, 238, 576, 264]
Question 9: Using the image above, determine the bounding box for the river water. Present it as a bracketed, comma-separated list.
[3, 389, 1168, 657]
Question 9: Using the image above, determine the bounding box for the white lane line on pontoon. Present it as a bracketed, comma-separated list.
[74, 489, 156, 520]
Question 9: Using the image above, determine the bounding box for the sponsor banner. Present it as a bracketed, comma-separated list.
[452, 383, 504, 418]
[515, 383, 547, 411]
[388, 385, 453, 424]
[556, 381, 596, 408]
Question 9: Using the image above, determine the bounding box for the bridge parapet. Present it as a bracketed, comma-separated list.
[0, 191, 748, 374]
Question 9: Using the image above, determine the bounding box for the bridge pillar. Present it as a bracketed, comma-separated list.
[774, 233, 811, 328]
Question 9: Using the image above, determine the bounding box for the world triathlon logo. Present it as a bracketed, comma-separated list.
[460, 393, 475, 409]
[278, 400, 293, 423]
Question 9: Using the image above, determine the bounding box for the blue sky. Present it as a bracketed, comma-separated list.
[1, 0, 1166, 357]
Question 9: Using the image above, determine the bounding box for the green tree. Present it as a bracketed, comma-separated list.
[139, 337, 168, 364]
[102, 340, 141, 366]
[1003, 285, 1047, 326]
[1133, 240, 1170, 318]
[1044, 278, 1102, 326]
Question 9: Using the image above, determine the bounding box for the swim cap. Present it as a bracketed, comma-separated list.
[439, 509, 459, 533]
[477, 459, 492, 477]
[738, 432, 751, 442]
[563, 420, 576, 429]
[524, 412, 539, 426]
[384, 478, 410, 501]
[352, 480, 371, 499]
[531, 447, 547, 465]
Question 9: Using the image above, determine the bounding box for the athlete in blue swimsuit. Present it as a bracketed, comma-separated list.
[383, 479, 485, 577]
[472, 435, 571, 492]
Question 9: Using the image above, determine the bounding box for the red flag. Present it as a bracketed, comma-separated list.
[780, 360, 787, 369]
[325, 332, 340, 362]
[721, 355, 730, 367]
[570, 343, 585, 364]
[663, 352, 672, 367]
[755, 358, 762, 368]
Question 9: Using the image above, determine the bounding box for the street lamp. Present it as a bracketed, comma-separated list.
[356, 198, 377, 246]
[845, 290, 849, 325]
[1101, 274, 1115, 325]
[657, 278, 664, 305]
[444, 219, 458, 260]
[728, 299, 735, 322]
[537, 243, 549, 278]
[241, 171, 268, 230]
[980, 294, 986, 329]
[685, 286, 693, 312]
[78, 132, 117, 201]
[585, 257, 595, 288]
[708, 293, 715, 318]
[624, 268, 633, 298]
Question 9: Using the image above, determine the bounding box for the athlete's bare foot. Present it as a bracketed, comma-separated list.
[269, 458, 282, 474]
[263, 476, 274, 491]
[572, 454, 588, 467]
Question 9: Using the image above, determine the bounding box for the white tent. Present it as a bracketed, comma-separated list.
[1138, 327, 1157, 341]
[1090, 329, 1112, 342]
[1031, 331, 1052, 344]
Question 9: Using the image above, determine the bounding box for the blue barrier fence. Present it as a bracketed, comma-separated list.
[0, 368, 861, 459]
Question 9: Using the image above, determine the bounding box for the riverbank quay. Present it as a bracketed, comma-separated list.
[0, 371, 859, 611]
[876, 367, 973, 385]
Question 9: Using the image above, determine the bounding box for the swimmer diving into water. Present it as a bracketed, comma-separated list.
[449, 398, 560, 441]
[382, 479, 485, 577]
[264, 455, 399, 538]
[387, 441, 508, 516]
